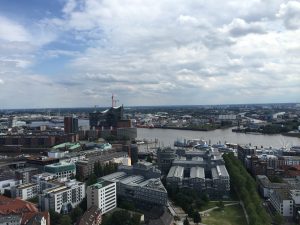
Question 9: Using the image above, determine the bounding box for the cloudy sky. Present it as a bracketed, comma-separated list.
[0, 0, 299, 108]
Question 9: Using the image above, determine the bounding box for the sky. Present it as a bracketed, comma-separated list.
[0, 0, 300, 108]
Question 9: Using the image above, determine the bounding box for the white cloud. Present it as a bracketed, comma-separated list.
[222, 18, 266, 36]
[277, 1, 300, 30]
[0, 16, 31, 42]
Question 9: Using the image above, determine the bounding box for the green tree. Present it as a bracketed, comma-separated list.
[193, 211, 201, 224]
[86, 174, 97, 186]
[274, 213, 284, 225]
[70, 206, 83, 223]
[78, 197, 87, 211]
[217, 201, 224, 210]
[59, 215, 72, 225]
[183, 216, 190, 225]
[49, 209, 61, 225]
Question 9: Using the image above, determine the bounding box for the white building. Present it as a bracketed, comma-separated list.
[87, 180, 116, 214]
[0, 179, 22, 194]
[12, 183, 39, 200]
[270, 189, 293, 217]
[40, 179, 85, 213]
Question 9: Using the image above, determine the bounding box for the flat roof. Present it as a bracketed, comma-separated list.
[167, 166, 184, 179]
[190, 167, 205, 179]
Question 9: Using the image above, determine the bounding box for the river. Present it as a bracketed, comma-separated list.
[137, 128, 300, 148]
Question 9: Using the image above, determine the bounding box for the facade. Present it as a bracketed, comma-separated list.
[15, 167, 39, 184]
[101, 162, 168, 206]
[39, 179, 85, 213]
[89, 106, 124, 130]
[76, 149, 127, 180]
[270, 189, 294, 217]
[77, 206, 102, 225]
[87, 180, 117, 214]
[12, 183, 39, 200]
[31, 173, 59, 193]
[166, 149, 230, 198]
[256, 175, 289, 198]
[44, 162, 76, 179]
[64, 116, 79, 134]
[0, 214, 21, 225]
[157, 147, 176, 175]
[116, 127, 137, 140]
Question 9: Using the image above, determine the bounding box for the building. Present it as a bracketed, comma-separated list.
[165, 149, 230, 198]
[12, 183, 39, 200]
[87, 180, 116, 214]
[157, 147, 176, 175]
[15, 167, 39, 184]
[76, 148, 128, 180]
[116, 127, 137, 140]
[44, 162, 76, 179]
[101, 162, 168, 206]
[0, 195, 50, 225]
[26, 157, 60, 172]
[256, 175, 289, 198]
[64, 116, 79, 134]
[89, 106, 124, 130]
[0, 214, 21, 225]
[270, 189, 293, 217]
[40, 179, 85, 213]
[31, 173, 59, 193]
[77, 206, 102, 225]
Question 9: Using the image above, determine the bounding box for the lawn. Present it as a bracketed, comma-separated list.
[202, 205, 247, 225]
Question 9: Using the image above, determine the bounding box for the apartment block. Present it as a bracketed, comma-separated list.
[87, 180, 117, 214]
[40, 179, 85, 213]
[12, 183, 39, 200]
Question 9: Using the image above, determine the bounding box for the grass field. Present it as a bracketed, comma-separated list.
[202, 205, 247, 225]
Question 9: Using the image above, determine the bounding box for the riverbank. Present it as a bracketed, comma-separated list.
[282, 132, 300, 138]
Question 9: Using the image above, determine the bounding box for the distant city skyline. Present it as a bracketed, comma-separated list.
[0, 0, 300, 108]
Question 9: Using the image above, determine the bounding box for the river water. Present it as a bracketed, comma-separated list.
[29, 120, 300, 148]
[137, 128, 300, 148]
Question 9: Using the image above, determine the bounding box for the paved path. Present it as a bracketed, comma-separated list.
[200, 202, 240, 214]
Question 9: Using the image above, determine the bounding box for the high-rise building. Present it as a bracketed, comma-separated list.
[64, 116, 79, 134]
[89, 106, 124, 130]
[87, 180, 117, 214]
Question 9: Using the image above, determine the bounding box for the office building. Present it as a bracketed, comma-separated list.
[40, 179, 85, 213]
[101, 162, 167, 206]
[64, 116, 79, 134]
[87, 180, 116, 214]
[157, 147, 176, 175]
[89, 106, 124, 130]
[44, 162, 76, 179]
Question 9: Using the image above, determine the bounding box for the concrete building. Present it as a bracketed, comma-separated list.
[15, 167, 39, 184]
[157, 147, 176, 175]
[44, 162, 76, 179]
[78, 206, 102, 225]
[64, 116, 79, 134]
[87, 180, 116, 214]
[166, 149, 230, 198]
[101, 162, 167, 206]
[0, 214, 21, 225]
[256, 175, 289, 198]
[31, 173, 59, 193]
[76, 148, 127, 180]
[12, 183, 39, 200]
[270, 189, 293, 217]
[40, 179, 85, 213]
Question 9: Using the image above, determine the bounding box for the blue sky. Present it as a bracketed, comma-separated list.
[0, 0, 299, 108]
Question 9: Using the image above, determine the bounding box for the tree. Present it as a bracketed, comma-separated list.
[70, 206, 83, 223]
[59, 215, 72, 225]
[217, 201, 224, 210]
[146, 155, 152, 163]
[274, 213, 284, 225]
[86, 174, 97, 186]
[193, 211, 201, 224]
[183, 216, 190, 225]
[49, 209, 61, 225]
